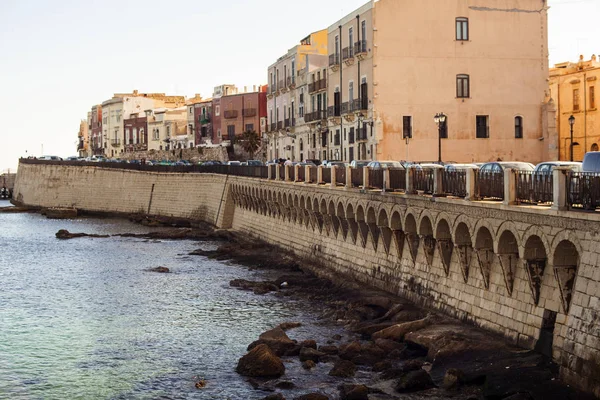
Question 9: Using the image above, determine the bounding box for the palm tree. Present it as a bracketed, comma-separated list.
[234, 130, 261, 160]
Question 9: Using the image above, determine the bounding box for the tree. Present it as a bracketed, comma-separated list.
[234, 130, 262, 160]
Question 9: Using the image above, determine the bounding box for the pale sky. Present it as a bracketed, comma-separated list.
[0, 0, 598, 171]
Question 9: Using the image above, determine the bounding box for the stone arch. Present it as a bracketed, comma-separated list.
[390, 209, 405, 259]
[328, 200, 340, 238]
[474, 225, 495, 289]
[377, 208, 392, 254]
[356, 204, 369, 248]
[305, 196, 314, 229]
[320, 198, 331, 235]
[523, 234, 549, 305]
[552, 240, 580, 314]
[454, 222, 473, 283]
[312, 198, 323, 232]
[366, 206, 379, 250]
[435, 218, 454, 276]
[335, 201, 348, 239]
[497, 230, 520, 296]
[404, 212, 419, 264]
[345, 203, 358, 244]
[419, 215, 435, 267]
[494, 221, 521, 254]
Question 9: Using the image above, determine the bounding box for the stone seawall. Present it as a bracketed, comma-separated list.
[13, 162, 600, 397]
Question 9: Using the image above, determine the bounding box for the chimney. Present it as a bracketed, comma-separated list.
[244, 86, 247, 93]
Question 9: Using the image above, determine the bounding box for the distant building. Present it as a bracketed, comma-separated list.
[89, 105, 103, 156]
[78, 118, 89, 157]
[549, 55, 600, 161]
[147, 107, 188, 152]
[193, 99, 213, 146]
[123, 113, 148, 153]
[217, 86, 267, 144]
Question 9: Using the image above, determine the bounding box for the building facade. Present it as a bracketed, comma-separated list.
[77, 119, 89, 157]
[90, 105, 103, 156]
[147, 107, 188, 152]
[549, 55, 600, 161]
[123, 114, 148, 153]
[267, 30, 328, 162]
[218, 87, 267, 144]
[325, 0, 551, 164]
[193, 99, 213, 145]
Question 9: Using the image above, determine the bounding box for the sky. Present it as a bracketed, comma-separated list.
[0, 0, 598, 172]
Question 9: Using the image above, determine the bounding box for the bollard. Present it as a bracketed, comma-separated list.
[305, 165, 311, 184]
[331, 166, 337, 188]
[317, 165, 323, 184]
[383, 168, 390, 193]
[294, 164, 300, 183]
[433, 168, 444, 197]
[285, 164, 291, 182]
[346, 165, 352, 189]
[275, 164, 281, 181]
[363, 166, 370, 189]
[551, 166, 570, 211]
[465, 168, 476, 200]
[406, 167, 416, 194]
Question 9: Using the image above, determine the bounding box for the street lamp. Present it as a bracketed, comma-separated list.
[434, 112, 447, 163]
[569, 115, 575, 161]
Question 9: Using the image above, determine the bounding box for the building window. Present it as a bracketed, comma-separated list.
[402, 116, 412, 138]
[335, 35, 339, 58]
[349, 81, 354, 102]
[457, 74, 470, 98]
[245, 124, 254, 132]
[515, 116, 523, 139]
[456, 17, 468, 41]
[361, 20, 367, 44]
[476, 115, 489, 138]
[215, 105, 220, 116]
[590, 86, 596, 109]
[573, 89, 580, 111]
[227, 125, 235, 140]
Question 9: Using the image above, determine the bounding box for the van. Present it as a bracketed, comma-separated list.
[582, 152, 600, 173]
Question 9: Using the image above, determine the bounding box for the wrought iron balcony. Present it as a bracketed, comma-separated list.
[284, 118, 290, 128]
[277, 121, 283, 130]
[111, 139, 121, 147]
[309, 78, 327, 93]
[242, 108, 257, 117]
[328, 105, 341, 118]
[270, 123, 276, 132]
[278, 80, 284, 91]
[329, 54, 340, 67]
[341, 102, 350, 114]
[354, 40, 367, 55]
[342, 46, 354, 61]
[224, 110, 238, 119]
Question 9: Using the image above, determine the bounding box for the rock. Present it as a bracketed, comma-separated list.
[380, 360, 425, 380]
[301, 340, 317, 349]
[46, 207, 78, 219]
[442, 368, 466, 389]
[249, 327, 297, 356]
[236, 344, 285, 378]
[194, 379, 207, 389]
[55, 229, 110, 240]
[328, 360, 357, 378]
[263, 394, 286, 400]
[230, 279, 278, 294]
[149, 266, 170, 273]
[358, 295, 395, 310]
[372, 317, 432, 341]
[339, 384, 369, 400]
[332, 334, 342, 341]
[391, 310, 426, 323]
[284, 345, 302, 357]
[302, 360, 316, 370]
[502, 393, 534, 400]
[395, 370, 435, 393]
[279, 322, 302, 331]
[339, 341, 362, 360]
[275, 380, 296, 389]
[299, 347, 325, 362]
[318, 345, 339, 355]
[294, 393, 329, 400]
[373, 361, 393, 373]
[353, 322, 396, 336]
[374, 339, 404, 353]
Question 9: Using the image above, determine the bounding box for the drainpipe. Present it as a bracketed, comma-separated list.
[356, 14, 361, 162]
[339, 24, 343, 162]
[584, 72, 588, 156]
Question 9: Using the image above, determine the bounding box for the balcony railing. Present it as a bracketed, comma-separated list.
[328, 105, 341, 118]
[341, 102, 350, 115]
[270, 123, 276, 132]
[224, 110, 238, 119]
[329, 54, 340, 67]
[242, 108, 257, 117]
[342, 46, 354, 60]
[278, 80, 284, 91]
[284, 118, 290, 128]
[309, 78, 327, 93]
[516, 171, 553, 204]
[277, 121, 283, 130]
[354, 40, 367, 55]
[286, 76, 295, 87]
[111, 139, 121, 147]
[352, 97, 368, 112]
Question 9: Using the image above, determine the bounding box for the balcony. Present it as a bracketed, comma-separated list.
[111, 139, 121, 147]
[341, 102, 350, 114]
[309, 78, 327, 94]
[351, 98, 368, 113]
[329, 54, 340, 71]
[286, 76, 295, 88]
[224, 110, 238, 119]
[199, 114, 211, 125]
[277, 121, 283, 130]
[315, 110, 327, 121]
[354, 40, 368, 60]
[328, 105, 341, 118]
[270, 123, 276, 132]
[342, 47, 355, 65]
[242, 108, 257, 118]
[284, 118, 290, 128]
[278, 80, 285, 92]
[357, 126, 368, 142]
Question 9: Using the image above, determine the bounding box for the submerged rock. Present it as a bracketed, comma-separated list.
[395, 369, 435, 393]
[45, 207, 78, 219]
[339, 384, 369, 400]
[236, 344, 285, 378]
[55, 229, 110, 240]
[294, 394, 329, 400]
[328, 360, 357, 378]
[149, 266, 170, 273]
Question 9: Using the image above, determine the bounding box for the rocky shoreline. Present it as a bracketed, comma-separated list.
[48, 215, 593, 400]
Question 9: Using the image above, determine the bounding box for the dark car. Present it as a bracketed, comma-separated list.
[479, 162, 534, 174]
[582, 152, 600, 173]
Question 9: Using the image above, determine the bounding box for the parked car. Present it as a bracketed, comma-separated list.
[227, 161, 242, 166]
[349, 160, 370, 169]
[367, 161, 404, 169]
[414, 163, 444, 170]
[39, 155, 63, 161]
[304, 159, 321, 166]
[65, 156, 82, 161]
[202, 160, 223, 166]
[325, 161, 346, 168]
[247, 160, 264, 166]
[582, 152, 600, 173]
[445, 163, 479, 171]
[534, 161, 581, 175]
[479, 162, 534, 174]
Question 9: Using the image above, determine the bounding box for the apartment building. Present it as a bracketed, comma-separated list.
[147, 107, 188, 152]
[216, 85, 267, 144]
[549, 55, 600, 161]
[327, 0, 551, 164]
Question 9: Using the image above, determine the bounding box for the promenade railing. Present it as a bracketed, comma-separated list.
[515, 171, 553, 205]
[321, 168, 331, 184]
[335, 167, 346, 187]
[567, 172, 600, 210]
[368, 169, 384, 189]
[442, 170, 467, 198]
[414, 169, 434, 194]
[477, 171, 504, 200]
[351, 168, 363, 188]
[389, 168, 406, 192]
[297, 166, 305, 182]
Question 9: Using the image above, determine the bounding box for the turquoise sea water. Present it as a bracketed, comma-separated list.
[0, 200, 346, 399]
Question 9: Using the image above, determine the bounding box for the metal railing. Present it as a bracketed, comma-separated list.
[354, 40, 367, 54]
[477, 171, 504, 200]
[278, 166, 285, 181]
[288, 166, 295, 182]
[351, 167, 363, 187]
[389, 168, 406, 191]
[515, 171, 553, 204]
[335, 167, 346, 186]
[567, 172, 600, 210]
[342, 46, 354, 60]
[329, 54, 340, 66]
[297, 166, 305, 182]
[442, 170, 467, 198]
[310, 167, 318, 183]
[322, 168, 331, 184]
[369, 168, 383, 189]
[224, 110, 238, 119]
[414, 169, 434, 194]
[242, 108, 256, 117]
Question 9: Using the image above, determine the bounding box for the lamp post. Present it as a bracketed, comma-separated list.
[434, 112, 447, 163]
[569, 115, 575, 161]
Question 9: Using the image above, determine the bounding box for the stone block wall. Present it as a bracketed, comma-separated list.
[119, 146, 228, 163]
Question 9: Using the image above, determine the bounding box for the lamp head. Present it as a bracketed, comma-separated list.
[569, 115, 575, 126]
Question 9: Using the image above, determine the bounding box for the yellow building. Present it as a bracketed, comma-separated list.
[549, 55, 600, 161]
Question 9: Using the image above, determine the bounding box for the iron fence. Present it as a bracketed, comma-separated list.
[297, 166, 305, 182]
[567, 172, 600, 210]
[389, 168, 406, 191]
[278, 165, 285, 181]
[335, 167, 346, 186]
[321, 168, 331, 184]
[369, 168, 384, 189]
[515, 171, 553, 204]
[413, 169, 434, 194]
[442, 170, 467, 198]
[288, 166, 295, 182]
[310, 167, 318, 183]
[477, 171, 504, 200]
[351, 168, 364, 187]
